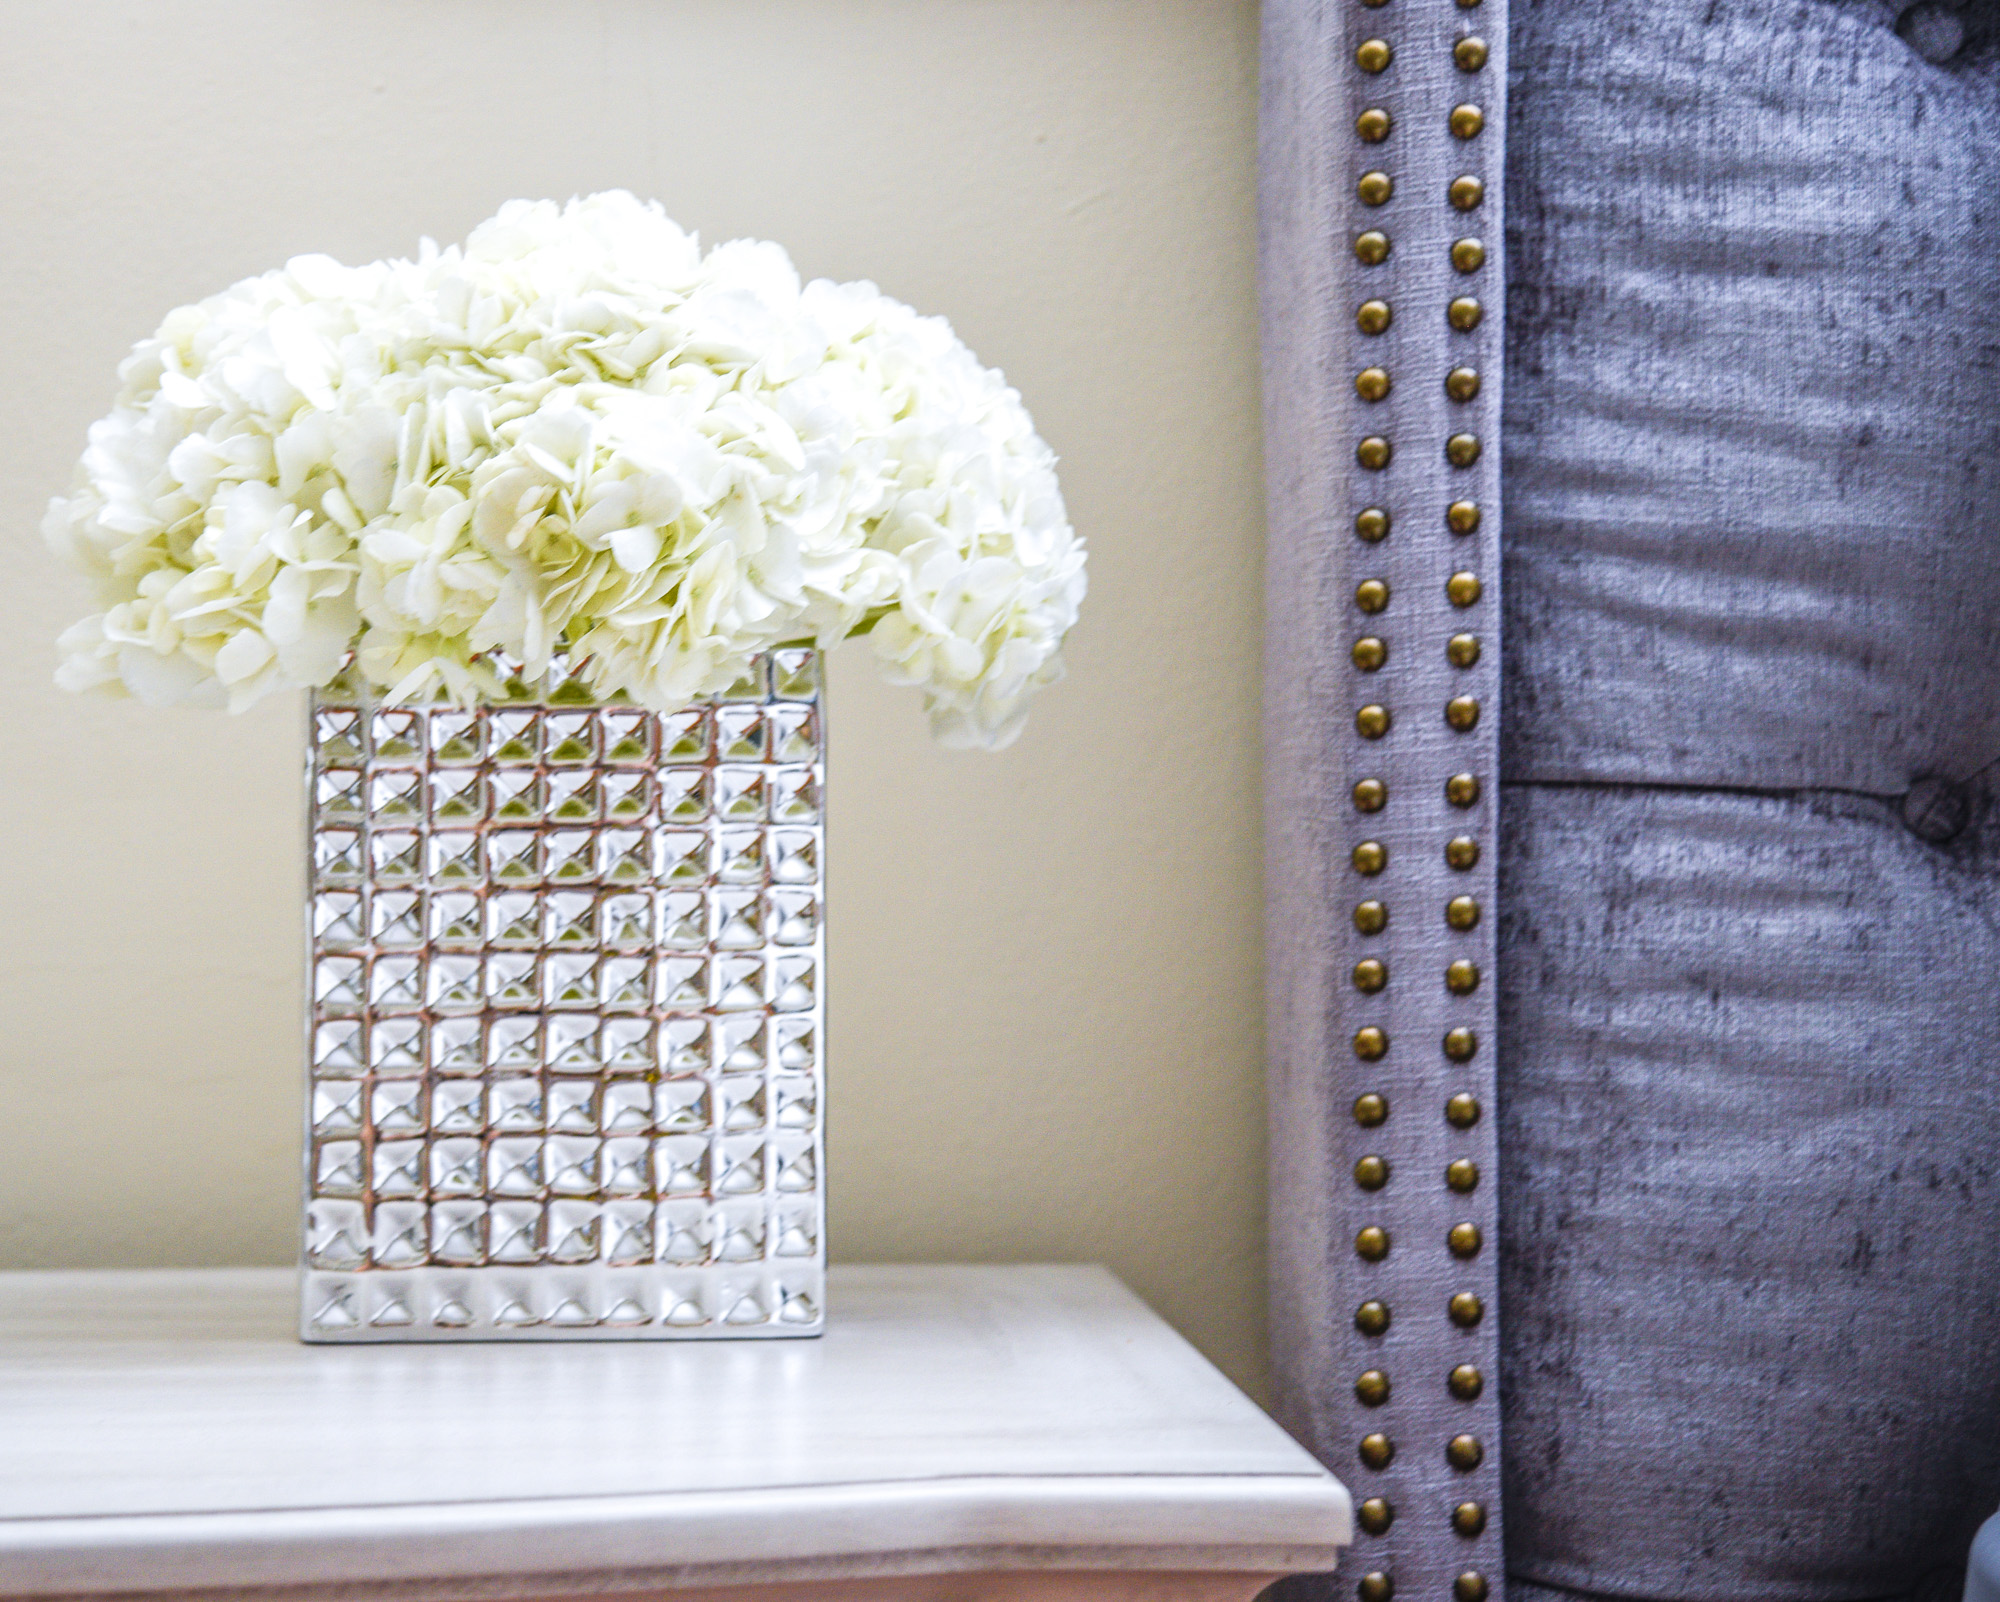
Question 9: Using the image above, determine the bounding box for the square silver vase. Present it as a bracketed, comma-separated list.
[301, 650, 826, 1340]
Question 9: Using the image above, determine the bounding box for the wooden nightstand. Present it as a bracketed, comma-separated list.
[0, 1263, 1349, 1601]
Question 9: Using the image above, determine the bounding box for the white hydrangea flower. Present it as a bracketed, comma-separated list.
[44, 191, 1084, 746]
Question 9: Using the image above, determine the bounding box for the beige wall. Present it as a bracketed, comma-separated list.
[0, 1, 1268, 1397]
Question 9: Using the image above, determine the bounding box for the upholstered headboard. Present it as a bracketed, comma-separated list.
[1261, 2, 2000, 1597]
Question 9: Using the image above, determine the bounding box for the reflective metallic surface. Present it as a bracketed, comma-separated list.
[302, 650, 826, 1341]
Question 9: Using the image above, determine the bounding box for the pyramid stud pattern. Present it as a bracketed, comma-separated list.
[302, 652, 825, 1341]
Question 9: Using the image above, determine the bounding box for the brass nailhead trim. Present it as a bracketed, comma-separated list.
[1455, 1572, 1490, 1602]
[1344, 12, 1501, 1570]
[1358, 1573, 1395, 1602]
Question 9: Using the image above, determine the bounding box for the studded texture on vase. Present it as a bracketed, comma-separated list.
[303, 649, 825, 1341]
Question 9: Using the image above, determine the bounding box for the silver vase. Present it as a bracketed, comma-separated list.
[301, 651, 826, 1340]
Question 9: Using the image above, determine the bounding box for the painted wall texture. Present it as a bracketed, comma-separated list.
[0, 2, 1270, 1394]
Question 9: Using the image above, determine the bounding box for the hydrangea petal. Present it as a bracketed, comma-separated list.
[45, 191, 1085, 747]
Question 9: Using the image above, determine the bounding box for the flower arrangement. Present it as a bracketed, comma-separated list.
[43, 191, 1085, 748]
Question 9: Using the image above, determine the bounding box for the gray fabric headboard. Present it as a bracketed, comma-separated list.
[1261, 1, 2000, 1596]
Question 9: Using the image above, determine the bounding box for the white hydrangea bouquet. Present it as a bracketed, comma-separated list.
[40, 193, 1086, 1342]
[44, 190, 1085, 748]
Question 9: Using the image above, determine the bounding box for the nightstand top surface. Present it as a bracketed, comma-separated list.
[0, 1263, 1350, 1597]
